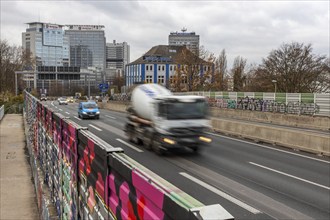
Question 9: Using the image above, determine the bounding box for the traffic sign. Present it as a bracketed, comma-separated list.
[99, 83, 109, 91]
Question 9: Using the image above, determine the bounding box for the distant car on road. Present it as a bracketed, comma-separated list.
[40, 94, 47, 101]
[58, 97, 68, 105]
[67, 96, 74, 103]
[78, 101, 100, 119]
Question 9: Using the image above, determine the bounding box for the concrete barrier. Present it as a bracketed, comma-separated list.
[210, 108, 330, 131]
[212, 118, 330, 157]
[103, 101, 330, 156]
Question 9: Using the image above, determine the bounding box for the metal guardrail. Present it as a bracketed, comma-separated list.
[0, 105, 4, 121]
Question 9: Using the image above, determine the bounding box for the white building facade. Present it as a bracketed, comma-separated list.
[125, 45, 213, 90]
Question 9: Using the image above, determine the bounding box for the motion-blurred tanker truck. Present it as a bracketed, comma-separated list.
[125, 84, 212, 154]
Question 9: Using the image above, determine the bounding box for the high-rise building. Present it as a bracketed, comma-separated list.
[22, 22, 69, 66]
[64, 25, 106, 74]
[105, 40, 130, 82]
[168, 28, 200, 55]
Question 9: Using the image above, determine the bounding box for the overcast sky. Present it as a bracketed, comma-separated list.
[1, 0, 329, 67]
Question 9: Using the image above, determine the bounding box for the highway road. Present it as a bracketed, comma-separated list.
[45, 101, 330, 220]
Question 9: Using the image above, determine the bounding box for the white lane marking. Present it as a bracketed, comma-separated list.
[59, 109, 63, 111]
[65, 112, 70, 115]
[179, 172, 261, 214]
[116, 138, 143, 152]
[89, 124, 102, 131]
[105, 115, 116, 119]
[55, 106, 58, 109]
[74, 116, 81, 121]
[207, 132, 330, 164]
[249, 162, 330, 190]
[51, 101, 54, 106]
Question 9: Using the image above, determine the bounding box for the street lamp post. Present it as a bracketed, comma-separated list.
[272, 80, 277, 93]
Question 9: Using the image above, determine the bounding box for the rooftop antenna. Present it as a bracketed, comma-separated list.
[181, 27, 187, 32]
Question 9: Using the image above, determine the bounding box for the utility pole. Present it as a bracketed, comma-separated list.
[15, 72, 18, 96]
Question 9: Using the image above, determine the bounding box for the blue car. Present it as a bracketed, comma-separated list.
[78, 101, 100, 119]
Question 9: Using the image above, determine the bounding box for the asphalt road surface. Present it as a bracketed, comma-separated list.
[45, 101, 330, 220]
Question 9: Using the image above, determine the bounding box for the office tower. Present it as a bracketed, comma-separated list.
[65, 25, 106, 73]
[22, 22, 69, 66]
[168, 28, 200, 55]
[106, 40, 130, 82]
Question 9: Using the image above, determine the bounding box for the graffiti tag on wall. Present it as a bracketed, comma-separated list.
[208, 97, 320, 115]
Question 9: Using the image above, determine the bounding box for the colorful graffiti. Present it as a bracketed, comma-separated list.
[208, 97, 320, 115]
[23, 91, 228, 220]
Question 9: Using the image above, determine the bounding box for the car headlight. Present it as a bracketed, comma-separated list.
[163, 138, 176, 145]
[96, 111, 100, 114]
[199, 136, 212, 143]
[82, 111, 87, 114]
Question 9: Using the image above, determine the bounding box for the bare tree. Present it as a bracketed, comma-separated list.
[214, 49, 227, 91]
[0, 40, 35, 95]
[257, 42, 329, 93]
[232, 56, 247, 91]
[171, 46, 214, 92]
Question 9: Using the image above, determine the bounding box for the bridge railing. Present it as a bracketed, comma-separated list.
[0, 105, 4, 121]
[23, 91, 233, 220]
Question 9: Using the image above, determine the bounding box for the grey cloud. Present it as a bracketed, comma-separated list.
[1, 0, 328, 68]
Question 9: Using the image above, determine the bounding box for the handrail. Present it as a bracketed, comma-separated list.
[0, 105, 4, 121]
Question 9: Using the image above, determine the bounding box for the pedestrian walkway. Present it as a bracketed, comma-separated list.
[0, 114, 38, 219]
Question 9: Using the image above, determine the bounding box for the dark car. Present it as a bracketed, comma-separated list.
[40, 94, 47, 101]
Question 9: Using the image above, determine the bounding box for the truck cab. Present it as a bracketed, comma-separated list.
[78, 101, 100, 119]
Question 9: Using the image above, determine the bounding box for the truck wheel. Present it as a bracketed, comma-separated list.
[143, 133, 153, 150]
[192, 146, 199, 153]
[152, 140, 164, 155]
[127, 127, 135, 143]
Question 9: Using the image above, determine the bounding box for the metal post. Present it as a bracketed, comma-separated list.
[275, 83, 277, 93]
[88, 73, 90, 99]
[15, 72, 18, 96]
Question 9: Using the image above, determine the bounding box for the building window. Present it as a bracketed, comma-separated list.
[158, 65, 161, 71]
[146, 65, 149, 71]
[150, 65, 153, 71]
[146, 75, 152, 83]
[170, 66, 173, 71]
[162, 65, 165, 71]
[181, 75, 187, 84]
[158, 75, 164, 84]
[174, 66, 177, 71]
[169, 75, 175, 84]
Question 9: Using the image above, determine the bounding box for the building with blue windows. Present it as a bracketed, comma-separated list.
[22, 22, 69, 66]
[125, 45, 213, 91]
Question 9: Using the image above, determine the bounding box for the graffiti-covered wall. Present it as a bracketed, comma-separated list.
[174, 91, 330, 116]
[23, 91, 233, 220]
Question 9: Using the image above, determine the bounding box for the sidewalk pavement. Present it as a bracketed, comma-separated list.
[0, 114, 38, 219]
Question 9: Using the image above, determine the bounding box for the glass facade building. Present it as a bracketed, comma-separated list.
[22, 22, 69, 66]
[65, 25, 106, 72]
